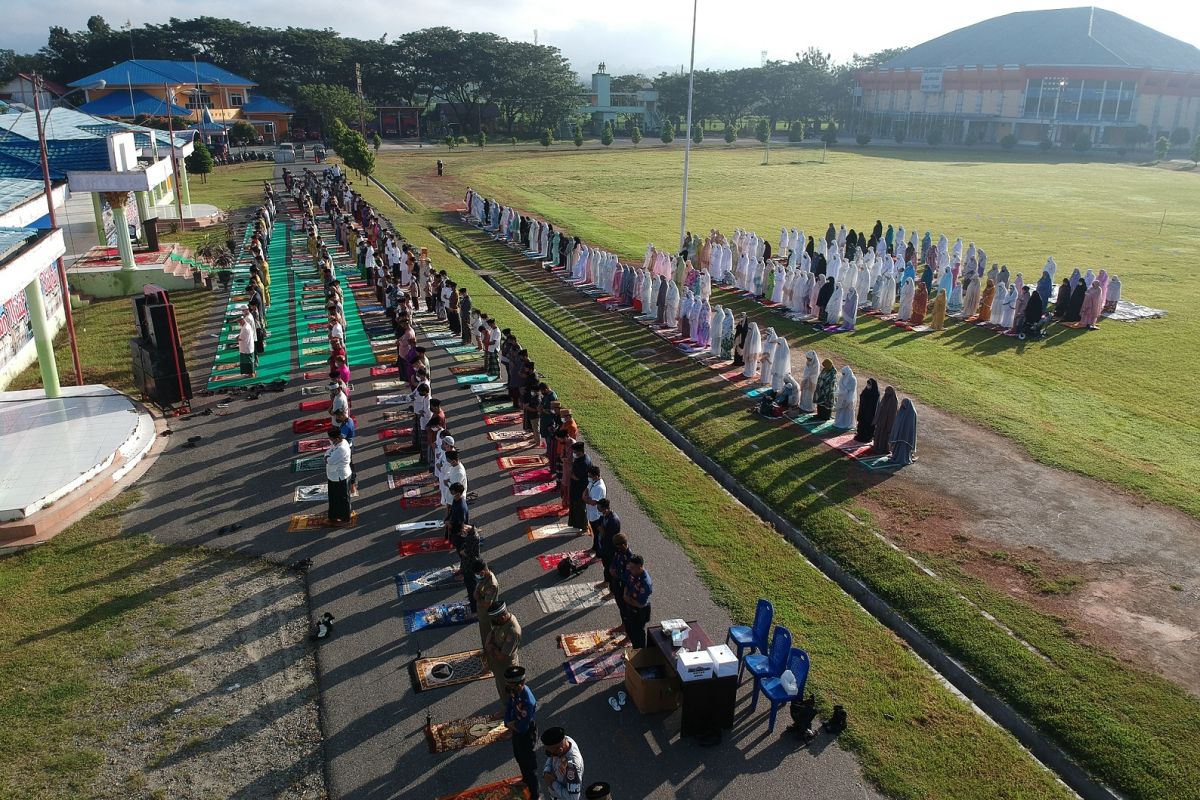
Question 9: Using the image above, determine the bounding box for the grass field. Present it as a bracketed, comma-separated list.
[374, 145, 1200, 518]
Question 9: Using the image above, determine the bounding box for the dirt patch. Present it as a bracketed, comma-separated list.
[406, 167, 467, 211]
[89, 556, 324, 799]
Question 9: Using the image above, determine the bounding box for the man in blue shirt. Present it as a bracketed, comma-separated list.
[623, 555, 653, 649]
[504, 666, 540, 799]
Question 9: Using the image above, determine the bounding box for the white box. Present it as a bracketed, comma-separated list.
[676, 649, 715, 682]
[706, 645, 738, 678]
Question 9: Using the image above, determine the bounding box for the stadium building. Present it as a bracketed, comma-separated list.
[852, 7, 1200, 147]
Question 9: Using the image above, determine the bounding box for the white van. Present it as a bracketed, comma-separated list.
[276, 142, 296, 163]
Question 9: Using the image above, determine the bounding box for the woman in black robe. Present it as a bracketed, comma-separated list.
[904, 241, 916, 266]
[763, 240, 772, 261]
[854, 378, 880, 443]
[872, 219, 884, 241]
[844, 228, 857, 259]
[1064, 280, 1087, 322]
[1053, 278, 1072, 319]
[806, 236, 816, 258]
[812, 252, 827, 278]
[815, 276, 835, 319]
[1021, 289, 1045, 337]
[857, 231, 867, 253]
[732, 313, 749, 366]
[824, 223, 836, 245]
[871, 386, 899, 454]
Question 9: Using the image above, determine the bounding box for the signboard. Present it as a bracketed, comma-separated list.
[0, 289, 33, 374]
[921, 68, 944, 93]
[39, 264, 62, 320]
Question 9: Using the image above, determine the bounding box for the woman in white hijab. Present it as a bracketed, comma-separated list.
[798, 350, 820, 413]
[665, 280, 680, 328]
[825, 283, 843, 327]
[759, 328, 778, 386]
[742, 322, 762, 379]
[897, 277, 915, 321]
[834, 365, 858, 429]
[709, 305, 725, 356]
[770, 337, 791, 393]
[988, 282, 1006, 325]
[840, 288, 859, 332]
[721, 308, 735, 359]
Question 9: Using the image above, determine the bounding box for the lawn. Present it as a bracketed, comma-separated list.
[186, 160, 275, 215]
[374, 145, 1200, 518]
[340, 171, 1078, 800]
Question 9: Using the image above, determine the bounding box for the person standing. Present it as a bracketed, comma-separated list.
[440, 449, 467, 508]
[484, 601, 522, 701]
[541, 727, 584, 800]
[458, 287, 473, 344]
[607, 534, 631, 625]
[237, 309, 258, 377]
[584, 466, 606, 555]
[452, 521, 481, 612]
[472, 558, 499, 646]
[324, 427, 353, 524]
[332, 408, 357, 496]
[567, 442, 592, 532]
[504, 666, 540, 800]
[622, 555, 653, 649]
[595, 499, 621, 588]
[445, 482, 469, 542]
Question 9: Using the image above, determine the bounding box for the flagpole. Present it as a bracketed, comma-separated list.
[678, 0, 698, 255]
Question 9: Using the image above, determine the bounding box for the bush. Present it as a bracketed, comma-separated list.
[926, 128, 943, 147]
[787, 122, 805, 143]
[855, 132, 871, 146]
[476, 131, 487, 148]
[964, 131, 979, 146]
[821, 123, 838, 145]
[456, 135, 469, 145]
[540, 128, 553, 148]
[509, 136, 517, 147]
[1073, 131, 1092, 153]
[572, 123, 583, 148]
[1039, 137, 1054, 152]
[1154, 135, 1169, 160]
[1129, 124, 1151, 149]
[893, 124, 906, 144]
[371, 132, 382, 151]
[229, 119, 258, 146]
[631, 126, 642, 146]
[601, 122, 614, 147]
[660, 120, 675, 144]
[724, 126, 736, 145]
[1170, 126, 1191, 146]
[1000, 133, 1018, 150]
[185, 140, 214, 180]
[755, 119, 770, 144]
[443, 135, 456, 149]
[692, 124, 703, 145]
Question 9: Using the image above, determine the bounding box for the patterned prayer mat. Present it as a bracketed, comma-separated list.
[1102, 300, 1166, 322]
[457, 373, 501, 385]
[299, 399, 331, 412]
[395, 566, 461, 598]
[526, 522, 582, 540]
[397, 538, 455, 557]
[295, 438, 332, 453]
[517, 504, 568, 521]
[395, 519, 445, 533]
[293, 485, 327, 503]
[387, 456, 423, 473]
[373, 379, 406, 390]
[291, 454, 325, 472]
[469, 382, 507, 393]
[478, 391, 512, 404]
[380, 410, 409, 422]
[858, 454, 906, 472]
[287, 512, 358, 531]
[388, 472, 436, 490]
[483, 412, 522, 427]
[511, 467, 553, 483]
[300, 385, 325, 396]
[498, 455, 549, 471]
[377, 393, 414, 405]
[537, 549, 598, 572]
[292, 418, 330, 434]
[488, 430, 535, 442]
[453, 352, 480, 363]
[449, 365, 487, 375]
[378, 426, 414, 439]
[425, 713, 510, 752]
[535, 583, 614, 614]
[558, 627, 628, 658]
[370, 366, 399, 376]
[384, 441, 420, 455]
[496, 440, 536, 453]
[403, 600, 475, 634]
[564, 648, 626, 685]
[444, 344, 480, 355]
[513, 481, 556, 497]
[481, 401, 516, 414]
[435, 776, 528, 800]
[400, 495, 442, 510]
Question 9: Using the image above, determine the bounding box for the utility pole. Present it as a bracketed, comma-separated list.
[678, 0, 698, 253]
[356, 63, 365, 135]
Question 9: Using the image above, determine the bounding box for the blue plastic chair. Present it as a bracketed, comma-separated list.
[745, 625, 791, 709]
[760, 648, 811, 733]
[726, 599, 773, 681]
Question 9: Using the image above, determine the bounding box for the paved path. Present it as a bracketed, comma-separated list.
[125, 175, 881, 799]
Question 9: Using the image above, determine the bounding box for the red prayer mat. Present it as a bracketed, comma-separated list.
[516, 503, 567, 521]
[398, 538, 455, 557]
[434, 776, 528, 800]
[537, 549, 598, 572]
[496, 440, 536, 453]
[483, 412, 522, 427]
[378, 426, 414, 440]
[512, 481, 556, 497]
[387, 472, 436, 490]
[292, 418, 330, 435]
[497, 455, 549, 470]
[302, 371, 327, 380]
[295, 438, 331, 453]
[299, 399, 332, 412]
[308, 322, 329, 331]
[400, 495, 442, 510]
[370, 366, 399, 376]
[384, 441, 419, 454]
[511, 467, 552, 483]
[287, 512, 357, 531]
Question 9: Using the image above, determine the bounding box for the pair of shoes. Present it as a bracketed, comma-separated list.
[607, 691, 628, 711]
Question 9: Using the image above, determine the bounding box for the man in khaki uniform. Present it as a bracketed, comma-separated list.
[472, 559, 500, 648]
[484, 601, 522, 700]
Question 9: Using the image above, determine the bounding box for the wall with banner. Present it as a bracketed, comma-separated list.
[0, 264, 67, 390]
[99, 192, 142, 247]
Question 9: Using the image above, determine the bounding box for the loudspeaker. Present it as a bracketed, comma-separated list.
[130, 285, 191, 406]
[144, 217, 160, 252]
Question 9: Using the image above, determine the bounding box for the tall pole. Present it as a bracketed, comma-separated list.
[32, 74, 85, 387]
[678, 0, 698, 252]
[164, 84, 186, 226]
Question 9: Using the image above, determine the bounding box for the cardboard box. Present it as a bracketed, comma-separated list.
[707, 644, 739, 678]
[623, 647, 681, 713]
[676, 649, 715, 682]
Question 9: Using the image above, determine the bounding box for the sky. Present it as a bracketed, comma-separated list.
[4, 0, 1199, 78]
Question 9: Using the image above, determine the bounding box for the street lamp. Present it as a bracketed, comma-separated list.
[30, 74, 106, 386]
[678, 0, 698, 255]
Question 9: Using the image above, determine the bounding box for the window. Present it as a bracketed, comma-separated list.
[229, 93, 244, 108]
[185, 92, 211, 110]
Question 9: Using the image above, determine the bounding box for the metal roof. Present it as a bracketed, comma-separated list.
[76, 89, 191, 118]
[69, 60, 256, 89]
[242, 95, 295, 114]
[0, 178, 44, 217]
[0, 227, 38, 264]
[880, 7, 1200, 73]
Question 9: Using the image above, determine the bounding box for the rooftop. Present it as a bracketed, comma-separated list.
[0, 178, 45, 218]
[0, 226, 39, 264]
[76, 89, 191, 118]
[70, 60, 256, 89]
[878, 7, 1200, 73]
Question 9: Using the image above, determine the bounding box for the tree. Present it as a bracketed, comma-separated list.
[660, 120, 674, 145]
[692, 124, 703, 145]
[601, 121, 614, 147]
[856, 132, 871, 146]
[443, 135, 457, 149]
[372, 132, 382, 151]
[1073, 131, 1092, 153]
[476, 130, 487, 148]
[572, 123, 583, 148]
[821, 123, 838, 145]
[509, 136, 517, 147]
[755, 119, 770, 144]
[185, 140, 214, 183]
[1000, 133, 1018, 150]
[229, 120, 259, 146]
[631, 126, 642, 147]
[1170, 126, 1191, 146]
[724, 126, 736, 145]
[540, 128, 553, 148]
[297, 84, 371, 133]
[1155, 135, 1170, 160]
